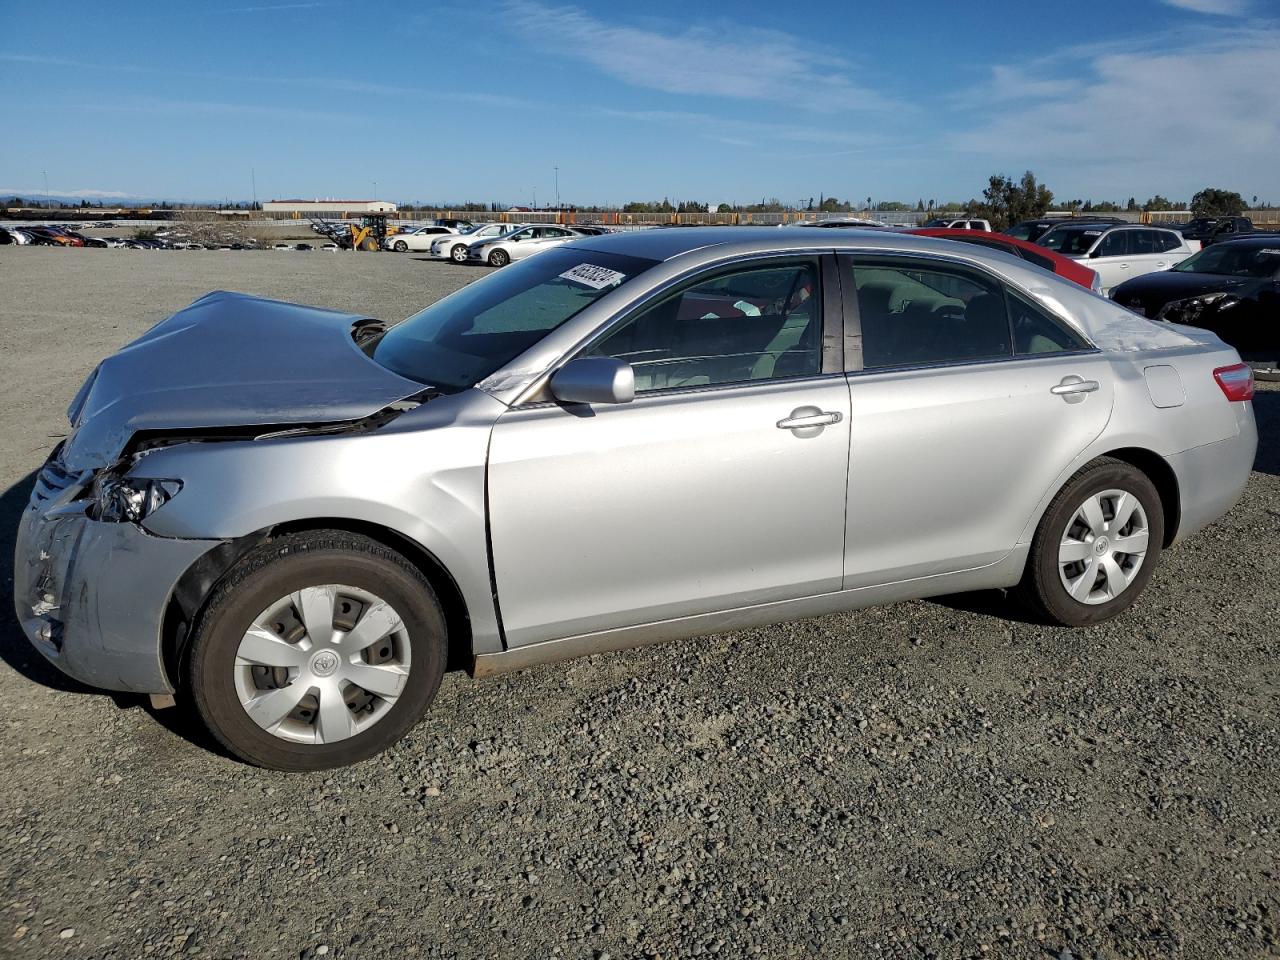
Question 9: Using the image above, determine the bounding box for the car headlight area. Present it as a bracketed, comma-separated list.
[90, 474, 182, 522]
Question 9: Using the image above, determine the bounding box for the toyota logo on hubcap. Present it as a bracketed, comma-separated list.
[310, 650, 340, 677]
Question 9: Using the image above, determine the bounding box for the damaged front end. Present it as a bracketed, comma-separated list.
[16, 291, 439, 694]
[15, 450, 220, 693]
[17, 392, 432, 695]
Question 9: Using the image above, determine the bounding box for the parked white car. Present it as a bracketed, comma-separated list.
[467, 224, 582, 267]
[1038, 224, 1192, 295]
[428, 223, 531, 262]
[922, 218, 993, 231]
[384, 225, 456, 252]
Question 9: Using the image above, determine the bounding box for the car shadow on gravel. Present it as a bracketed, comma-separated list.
[1252, 389, 1279, 476]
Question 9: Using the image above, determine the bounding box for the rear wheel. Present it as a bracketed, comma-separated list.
[1017, 457, 1164, 626]
[487, 248, 510, 267]
[187, 531, 446, 770]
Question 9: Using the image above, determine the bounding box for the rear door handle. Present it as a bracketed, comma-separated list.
[1051, 376, 1100, 403]
[777, 408, 842, 430]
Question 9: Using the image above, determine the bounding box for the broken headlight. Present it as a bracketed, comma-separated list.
[90, 474, 182, 522]
[1156, 292, 1239, 323]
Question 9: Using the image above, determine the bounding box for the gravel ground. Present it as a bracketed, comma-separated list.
[1, 247, 1277, 960]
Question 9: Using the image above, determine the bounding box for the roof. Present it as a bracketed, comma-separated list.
[267, 199, 388, 204]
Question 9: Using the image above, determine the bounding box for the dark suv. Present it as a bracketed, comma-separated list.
[1179, 217, 1254, 246]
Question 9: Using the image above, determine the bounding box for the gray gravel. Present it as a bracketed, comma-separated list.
[1, 246, 1278, 960]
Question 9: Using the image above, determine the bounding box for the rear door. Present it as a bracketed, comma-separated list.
[487, 255, 850, 647]
[841, 254, 1115, 587]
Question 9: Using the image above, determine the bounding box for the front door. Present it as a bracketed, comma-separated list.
[487, 256, 851, 647]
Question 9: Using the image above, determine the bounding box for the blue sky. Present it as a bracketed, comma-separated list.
[1, 0, 1277, 207]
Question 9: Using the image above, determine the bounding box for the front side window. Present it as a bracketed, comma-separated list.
[373, 248, 657, 392]
[851, 259, 1011, 369]
[1039, 227, 1107, 256]
[586, 260, 823, 392]
[1094, 231, 1128, 258]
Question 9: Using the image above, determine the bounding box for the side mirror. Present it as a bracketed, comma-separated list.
[550, 357, 635, 405]
[1089, 249, 1102, 259]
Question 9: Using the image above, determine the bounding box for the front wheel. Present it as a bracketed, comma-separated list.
[1017, 457, 1164, 626]
[487, 248, 510, 267]
[394, 240, 408, 252]
[451, 244, 469, 262]
[187, 531, 446, 770]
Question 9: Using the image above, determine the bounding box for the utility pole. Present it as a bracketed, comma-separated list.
[554, 165, 560, 210]
[43, 169, 49, 208]
[251, 168, 257, 210]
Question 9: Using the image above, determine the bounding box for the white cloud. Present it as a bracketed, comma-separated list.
[500, 1, 898, 112]
[951, 30, 1280, 198]
[1162, 0, 1249, 14]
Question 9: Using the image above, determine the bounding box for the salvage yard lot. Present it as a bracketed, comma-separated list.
[1, 247, 1278, 959]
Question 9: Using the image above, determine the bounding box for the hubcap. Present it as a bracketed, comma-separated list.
[233, 585, 411, 744]
[1058, 489, 1150, 605]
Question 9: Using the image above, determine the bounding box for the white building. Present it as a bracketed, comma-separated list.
[262, 199, 397, 218]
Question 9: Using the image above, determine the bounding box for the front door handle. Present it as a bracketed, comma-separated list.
[1051, 376, 1100, 404]
[777, 408, 842, 430]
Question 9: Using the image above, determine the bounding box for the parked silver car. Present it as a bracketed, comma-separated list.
[15, 229, 1257, 769]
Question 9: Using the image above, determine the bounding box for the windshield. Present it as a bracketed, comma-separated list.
[372, 248, 658, 392]
[1038, 226, 1103, 255]
[1172, 243, 1280, 278]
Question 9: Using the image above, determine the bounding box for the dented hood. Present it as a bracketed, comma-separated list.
[61, 291, 424, 472]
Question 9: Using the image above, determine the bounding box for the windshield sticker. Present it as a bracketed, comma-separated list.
[1258, 249, 1280, 256]
[559, 263, 627, 289]
[1084, 230, 1103, 236]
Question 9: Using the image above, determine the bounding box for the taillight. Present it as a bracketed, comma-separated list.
[1213, 363, 1254, 402]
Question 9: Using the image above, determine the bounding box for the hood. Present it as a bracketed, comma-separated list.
[1112, 270, 1255, 307]
[61, 291, 426, 473]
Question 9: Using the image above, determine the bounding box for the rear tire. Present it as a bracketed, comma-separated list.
[187, 531, 446, 771]
[1016, 457, 1164, 626]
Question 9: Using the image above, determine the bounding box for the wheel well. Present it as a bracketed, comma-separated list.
[1099, 447, 1180, 547]
[161, 519, 474, 690]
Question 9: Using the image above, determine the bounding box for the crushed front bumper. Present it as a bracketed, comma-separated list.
[14, 492, 221, 694]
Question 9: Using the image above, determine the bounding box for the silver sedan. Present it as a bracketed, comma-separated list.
[15, 229, 1257, 769]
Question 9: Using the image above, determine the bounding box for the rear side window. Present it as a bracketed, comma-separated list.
[1009, 291, 1090, 355]
[850, 259, 1011, 369]
[1156, 231, 1182, 253]
[1131, 231, 1160, 255]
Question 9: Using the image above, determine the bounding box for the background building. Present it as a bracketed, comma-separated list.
[262, 199, 397, 218]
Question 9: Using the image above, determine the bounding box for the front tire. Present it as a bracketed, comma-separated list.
[394, 240, 408, 252]
[1017, 457, 1164, 626]
[451, 244, 469, 262]
[487, 248, 510, 267]
[187, 531, 446, 770]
